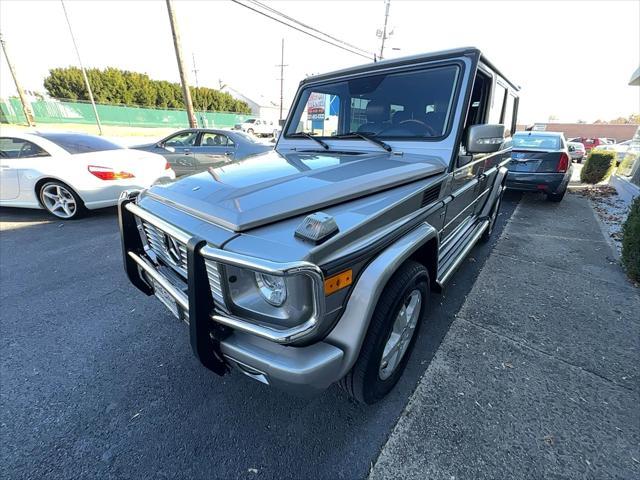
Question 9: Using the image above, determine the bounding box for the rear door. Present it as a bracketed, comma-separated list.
[194, 132, 235, 172]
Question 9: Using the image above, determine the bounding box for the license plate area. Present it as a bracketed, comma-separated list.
[153, 279, 180, 319]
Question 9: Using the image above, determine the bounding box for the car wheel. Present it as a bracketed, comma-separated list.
[339, 260, 429, 404]
[480, 187, 503, 242]
[547, 187, 566, 203]
[247, 128, 254, 136]
[39, 181, 85, 219]
[577, 157, 583, 164]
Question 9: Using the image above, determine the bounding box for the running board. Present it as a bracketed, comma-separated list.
[436, 219, 489, 287]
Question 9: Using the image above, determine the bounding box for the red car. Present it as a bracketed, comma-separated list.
[569, 137, 609, 153]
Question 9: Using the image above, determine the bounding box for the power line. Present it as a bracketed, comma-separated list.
[230, 0, 374, 60]
[247, 0, 373, 57]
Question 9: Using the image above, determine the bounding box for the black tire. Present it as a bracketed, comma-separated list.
[547, 187, 566, 203]
[38, 180, 86, 220]
[339, 260, 429, 404]
[247, 128, 254, 136]
[480, 187, 504, 243]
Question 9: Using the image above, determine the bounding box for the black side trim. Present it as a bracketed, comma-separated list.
[118, 197, 153, 296]
[187, 237, 230, 376]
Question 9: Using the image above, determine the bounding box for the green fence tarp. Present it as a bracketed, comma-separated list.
[0, 98, 251, 129]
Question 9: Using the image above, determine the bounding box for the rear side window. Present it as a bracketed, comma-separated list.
[513, 134, 561, 149]
[0, 137, 50, 158]
[36, 133, 121, 154]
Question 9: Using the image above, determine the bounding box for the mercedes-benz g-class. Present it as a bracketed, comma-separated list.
[118, 47, 519, 404]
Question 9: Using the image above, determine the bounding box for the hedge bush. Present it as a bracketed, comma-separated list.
[621, 196, 640, 282]
[580, 150, 617, 184]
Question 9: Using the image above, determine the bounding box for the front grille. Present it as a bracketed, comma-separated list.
[141, 221, 188, 275]
[205, 260, 227, 311]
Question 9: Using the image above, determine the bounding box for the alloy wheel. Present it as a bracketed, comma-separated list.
[41, 184, 77, 219]
[379, 289, 422, 380]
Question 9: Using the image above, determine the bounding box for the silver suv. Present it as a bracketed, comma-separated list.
[119, 47, 519, 404]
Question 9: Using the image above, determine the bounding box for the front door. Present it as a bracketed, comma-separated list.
[0, 137, 24, 200]
[162, 131, 200, 176]
[441, 158, 484, 239]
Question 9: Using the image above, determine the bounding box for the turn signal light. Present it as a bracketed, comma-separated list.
[556, 153, 569, 173]
[324, 269, 353, 295]
[88, 165, 135, 180]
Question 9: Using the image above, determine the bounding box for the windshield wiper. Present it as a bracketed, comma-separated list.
[333, 132, 393, 152]
[289, 132, 329, 150]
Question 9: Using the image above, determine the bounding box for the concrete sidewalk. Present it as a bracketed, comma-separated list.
[370, 192, 640, 479]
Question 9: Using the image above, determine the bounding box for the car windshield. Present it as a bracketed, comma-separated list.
[512, 134, 561, 150]
[285, 64, 460, 140]
[244, 119, 256, 124]
[36, 133, 122, 154]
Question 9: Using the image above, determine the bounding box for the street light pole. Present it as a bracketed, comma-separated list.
[60, 0, 103, 135]
[166, 0, 197, 128]
[0, 32, 35, 126]
[378, 0, 391, 60]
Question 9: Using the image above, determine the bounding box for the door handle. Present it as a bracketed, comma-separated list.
[184, 149, 191, 155]
[224, 151, 233, 156]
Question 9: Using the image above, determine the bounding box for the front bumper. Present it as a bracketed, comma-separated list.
[118, 194, 343, 396]
[505, 171, 566, 193]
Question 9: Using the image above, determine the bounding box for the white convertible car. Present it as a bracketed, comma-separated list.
[0, 131, 175, 219]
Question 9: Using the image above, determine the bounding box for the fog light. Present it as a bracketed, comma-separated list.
[255, 272, 287, 306]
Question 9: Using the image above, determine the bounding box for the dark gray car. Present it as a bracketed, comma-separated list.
[133, 129, 273, 176]
[118, 47, 519, 404]
[506, 131, 573, 202]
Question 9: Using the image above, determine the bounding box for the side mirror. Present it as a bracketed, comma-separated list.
[465, 124, 506, 154]
[164, 145, 176, 153]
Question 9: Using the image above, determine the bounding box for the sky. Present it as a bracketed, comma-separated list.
[1, 0, 639, 125]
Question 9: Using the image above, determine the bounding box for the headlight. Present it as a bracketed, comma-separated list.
[254, 272, 287, 306]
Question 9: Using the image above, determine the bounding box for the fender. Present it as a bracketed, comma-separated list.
[479, 165, 508, 218]
[324, 222, 438, 380]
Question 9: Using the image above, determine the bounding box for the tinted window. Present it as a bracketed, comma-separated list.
[36, 133, 121, 154]
[513, 134, 561, 149]
[164, 131, 198, 147]
[201, 132, 232, 147]
[286, 65, 460, 139]
[0, 137, 50, 158]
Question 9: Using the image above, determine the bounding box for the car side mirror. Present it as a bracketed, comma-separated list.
[164, 145, 176, 153]
[465, 124, 506, 154]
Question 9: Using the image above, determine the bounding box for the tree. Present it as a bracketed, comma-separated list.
[44, 66, 251, 113]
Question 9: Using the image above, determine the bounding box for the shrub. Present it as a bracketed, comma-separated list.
[621, 196, 640, 282]
[580, 150, 617, 184]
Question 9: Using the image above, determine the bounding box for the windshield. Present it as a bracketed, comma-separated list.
[513, 134, 561, 150]
[234, 131, 260, 143]
[244, 119, 256, 124]
[285, 65, 459, 140]
[36, 133, 122, 154]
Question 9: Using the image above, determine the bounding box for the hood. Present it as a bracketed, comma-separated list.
[144, 149, 446, 232]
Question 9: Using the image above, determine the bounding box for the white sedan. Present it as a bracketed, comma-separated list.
[0, 131, 175, 219]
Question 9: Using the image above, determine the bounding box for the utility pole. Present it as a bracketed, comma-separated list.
[166, 0, 197, 128]
[61, 0, 102, 135]
[377, 0, 391, 60]
[0, 32, 35, 126]
[276, 38, 288, 123]
[192, 53, 205, 126]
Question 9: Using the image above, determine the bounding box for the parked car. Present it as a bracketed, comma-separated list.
[569, 136, 608, 153]
[234, 118, 277, 137]
[0, 132, 174, 219]
[592, 142, 630, 165]
[507, 131, 572, 202]
[118, 47, 518, 404]
[567, 141, 586, 163]
[133, 129, 273, 176]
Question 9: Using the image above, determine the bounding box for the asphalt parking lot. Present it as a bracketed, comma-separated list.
[0, 194, 519, 480]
